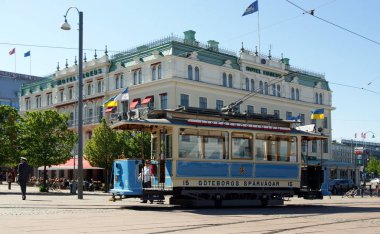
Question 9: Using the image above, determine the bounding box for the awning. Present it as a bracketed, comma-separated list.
[130, 98, 140, 109]
[141, 96, 153, 105]
[38, 157, 103, 170]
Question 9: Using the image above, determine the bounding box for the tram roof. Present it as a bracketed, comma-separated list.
[110, 108, 328, 140]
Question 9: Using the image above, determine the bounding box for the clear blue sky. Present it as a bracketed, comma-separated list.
[1, 0, 379, 142]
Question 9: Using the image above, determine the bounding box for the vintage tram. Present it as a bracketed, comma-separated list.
[110, 107, 327, 206]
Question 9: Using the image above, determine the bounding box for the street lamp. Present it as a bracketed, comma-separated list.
[61, 7, 84, 199]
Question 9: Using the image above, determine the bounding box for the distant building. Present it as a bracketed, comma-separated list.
[0, 70, 43, 110]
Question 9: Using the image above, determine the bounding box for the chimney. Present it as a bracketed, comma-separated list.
[183, 30, 196, 45]
[207, 40, 219, 52]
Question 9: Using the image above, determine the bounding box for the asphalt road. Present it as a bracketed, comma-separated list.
[1, 183, 380, 234]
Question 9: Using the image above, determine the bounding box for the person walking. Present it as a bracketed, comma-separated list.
[140, 160, 153, 203]
[7, 171, 13, 190]
[17, 157, 29, 200]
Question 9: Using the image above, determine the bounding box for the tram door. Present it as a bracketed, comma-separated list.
[301, 165, 322, 190]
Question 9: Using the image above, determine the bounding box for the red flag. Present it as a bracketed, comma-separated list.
[9, 48, 15, 55]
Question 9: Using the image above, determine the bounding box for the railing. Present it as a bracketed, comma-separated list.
[68, 115, 101, 127]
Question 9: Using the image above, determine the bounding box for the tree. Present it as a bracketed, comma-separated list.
[19, 110, 75, 190]
[0, 106, 21, 166]
[117, 130, 151, 159]
[366, 157, 380, 177]
[85, 119, 121, 191]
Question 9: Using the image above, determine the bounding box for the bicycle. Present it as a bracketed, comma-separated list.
[343, 188, 358, 198]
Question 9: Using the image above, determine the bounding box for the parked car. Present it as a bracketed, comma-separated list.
[328, 179, 354, 195]
[369, 178, 380, 189]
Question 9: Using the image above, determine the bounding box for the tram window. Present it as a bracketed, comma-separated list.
[232, 132, 253, 159]
[152, 137, 158, 159]
[179, 135, 202, 158]
[255, 134, 297, 162]
[165, 135, 172, 158]
[204, 136, 224, 159]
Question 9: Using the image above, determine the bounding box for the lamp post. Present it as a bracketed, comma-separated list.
[61, 7, 84, 199]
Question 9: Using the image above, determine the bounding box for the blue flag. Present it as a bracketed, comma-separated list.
[242, 0, 259, 16]
[24, 51, 31, 57]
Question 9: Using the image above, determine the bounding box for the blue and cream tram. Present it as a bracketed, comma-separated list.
[110, 107, 327, 206]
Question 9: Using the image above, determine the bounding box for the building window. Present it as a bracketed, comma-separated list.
[296, 88, 300, 100]
[120, 74, 124, 88]
[261, 107, 267, 115]
[276, 85, 281, 97]
[286, 111, 292, 120]
[199, 97, 207, 109]
[323, 139, 328, 153]
[180, 94, 189, 107]
[222, 73, 227, 87]
[216, 100, 224, 110]
[115, 76, 120, 89]
[312, 140, 317, 153]
[259, 81, 263, 94]
[158, 64, 162, 80]
[315, 93, 319, 104]
[160, 93, 167, 109]
[272, 84, 276, 96]
[138, 70, 142, 84]
[264, 82, 268, 95]
[87, 83, 91, 96]
[133, 71, 137, 85]
[228, 74, 233, 88]
[247, 105, 254, 114]
[291, 88, 295, 100]
[319, 93, 323, 104]
[59, 90, 64, 102]
[25, 98, 30, 110]
[188, 65, 193, 80]
[46, 93, 52, 106]
[194, 66, 200, 81]
[250, 79, 255, 92]
[324, 117, 328, 128]
[274, 110, 280, 118]
[152, 65, 157, 81]
[97, 80, 102, 93]
[245, 78, 249, 91]
[36, 96, 41, 108]
[69, 87, 74, 100]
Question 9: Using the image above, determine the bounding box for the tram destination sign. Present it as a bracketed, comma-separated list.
[187, 119, 291, 132]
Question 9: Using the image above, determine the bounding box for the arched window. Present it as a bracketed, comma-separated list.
[194, 66, 200, 81]
[228, 74, 233, 88]
[138, 70, 142, 84]
[133, 71, 137, 85]
[315, 93, 319, 104]
[250, 79, 255, 92]
[188, 65, 193, 80]
[120, 74, 124, 88]
[291, 88, 295, 100]
[259, 81, 263, 94]
[245, 78, 249, 91]
[272, 84, 276, 96]
[115, 76, 119, 89]
[319, 93, 323, 104]
[222, 73, 227, 87]
[276, 85, 281, 97]
[264, 82, 268, 95]
[158, 64, 162, 80]
[296, 89, 300, 100]
[152, 66, 156, 81]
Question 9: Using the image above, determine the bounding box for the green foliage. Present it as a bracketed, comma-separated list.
[0, 106, 21, 166]
[116, 130, 151, 159]
[19, 110, 75, 168]
[366, 157, 380, 176]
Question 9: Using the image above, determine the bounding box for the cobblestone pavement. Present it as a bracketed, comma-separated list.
[1, 183, 380, 234]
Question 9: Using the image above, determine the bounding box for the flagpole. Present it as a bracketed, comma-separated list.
[29, 54, 32, 76]
[14, 52, 17, 73]
[257, 7, 261, 53]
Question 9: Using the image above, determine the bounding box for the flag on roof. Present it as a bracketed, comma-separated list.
[287, 114, 301, 121]
[24, 51, 31, 57]
[9, 48, 15, 55]
[115, 88, 129, 101]
[242, 0, 259, 16]
[311, 108, 324, 120]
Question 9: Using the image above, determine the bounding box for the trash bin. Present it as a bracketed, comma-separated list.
[70, 181, 77, 195]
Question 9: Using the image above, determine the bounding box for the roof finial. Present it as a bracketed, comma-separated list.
[65, 59, 68, 68]
[255, 46, 258, 56]
[84, 53, 87, 62]
[268, 45, 272, 60]
[94, 49, 97, 59]
[241, 42, 245, 52]
[74, 56, 77, 66]
[105, 45, 108, 56]
[57, 62, 60, 71]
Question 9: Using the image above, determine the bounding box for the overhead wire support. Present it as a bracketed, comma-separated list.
[285, 0, 380, 47]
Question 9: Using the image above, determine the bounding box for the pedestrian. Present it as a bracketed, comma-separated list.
[7, 171, 13, 190]
[140, 160, 153, 203]
[17, 157, 29, 200]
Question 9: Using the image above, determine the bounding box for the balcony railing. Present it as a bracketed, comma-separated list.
[68, 115, 102, 127]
